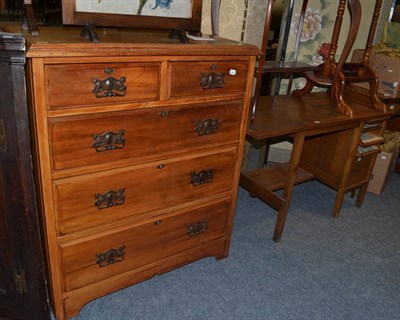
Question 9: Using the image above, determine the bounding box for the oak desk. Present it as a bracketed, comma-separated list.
[240, 91, 392, 242]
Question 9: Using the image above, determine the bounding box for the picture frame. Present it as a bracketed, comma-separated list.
[62, 0, 203, 34]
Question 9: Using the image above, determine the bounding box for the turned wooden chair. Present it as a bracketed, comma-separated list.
[250, 0, 317, 127]
[291, 0, 387, 116]
[250, 0, 321, 168]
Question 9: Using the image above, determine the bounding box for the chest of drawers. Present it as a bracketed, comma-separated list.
[21, 27, 258, 319]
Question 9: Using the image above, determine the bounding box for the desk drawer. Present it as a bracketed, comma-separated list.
[54, 148, 237, 234]
[44, 62, 160, 108]
[60, 199, 230, 292]
[168, 60, 248, 98]
[352, 155, 371, 174]
[49, 100, 243, 172]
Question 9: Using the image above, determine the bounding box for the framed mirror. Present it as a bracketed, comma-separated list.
[62, 0, 203, 33]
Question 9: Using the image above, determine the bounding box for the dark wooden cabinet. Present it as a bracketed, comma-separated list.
[0, 33, 51, 320]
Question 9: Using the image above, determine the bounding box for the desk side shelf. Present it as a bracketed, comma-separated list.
[240, 164, 314, 213]
[356, 120, 386, 156]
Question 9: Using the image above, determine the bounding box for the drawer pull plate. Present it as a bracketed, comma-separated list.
[190, 169, 213, 186]
[92, 76, 127, 98]
[96, 245, 126, 267]
[200, 69, 224, 90]
[92, 130, 125, 152]
[195, 118, 219, 136]
[94, 188, 125, 210]
[187, 221, 208, 237]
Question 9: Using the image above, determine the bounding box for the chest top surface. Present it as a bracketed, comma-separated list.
[1, 23, 259, 58]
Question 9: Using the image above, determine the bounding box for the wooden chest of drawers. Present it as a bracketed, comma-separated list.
[21, 27, 257, 319]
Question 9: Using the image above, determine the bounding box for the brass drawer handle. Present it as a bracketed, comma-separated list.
[195, 118, 219, 136]
[92, 130, 125, 152]
[190, 169, 213, 186]
[200, 65, 224, 90]
[187, 221, 208, 237]
[96, 245, 126, 267]
[94, 189, 125, 210]
[92, 76, 127, 98]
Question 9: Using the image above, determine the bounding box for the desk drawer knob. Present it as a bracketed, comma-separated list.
[92, 130, 125, 152]
[195, 118, 219, 136]
[92, 76, 127, 98]
[94, 188, 125, 210]
[187, 221, 208, 237]
[160, 111, 169, 117]
[190, 169, 213, 186]
[96, 245, 126, 267]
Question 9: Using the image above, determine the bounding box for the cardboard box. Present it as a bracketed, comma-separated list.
[367, 149, 399, 195]
[350, 49, 400, 98]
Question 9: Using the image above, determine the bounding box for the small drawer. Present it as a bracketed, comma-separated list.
[168, 60, 249, 98]
[352, 155, 371, 174]
[54, 148, 237, 234]
[44, 62, 160, 108]
[60, 199, 230, 292]
[49, 100, 243, 171]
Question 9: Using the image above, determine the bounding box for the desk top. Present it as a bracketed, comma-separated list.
[248, 91, 394, 140]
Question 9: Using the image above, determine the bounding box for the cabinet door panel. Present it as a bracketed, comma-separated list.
[60, 200, 230, 291]
[49, 100, 243, 172]
[54, 149, 237, 234]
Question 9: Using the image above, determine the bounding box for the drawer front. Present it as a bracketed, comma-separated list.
[352, 155, 372, 174]
[44, 62, 160, 108]
[50, 100, 243, 171]
[60, 200, 230, 291]
[168, 60, 249, 98]
[54, 149, 237, 234]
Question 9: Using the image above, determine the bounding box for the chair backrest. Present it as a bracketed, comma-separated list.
[326, 0, 361, 84]
[305, 0, 386, 115]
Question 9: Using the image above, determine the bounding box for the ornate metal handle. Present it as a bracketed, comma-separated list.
[94, 189, 125, 210]
[96, 245, 126, 267]
[190, 169, 213, 186]
[187, 221, 208, 237]
[92, 76, 127, 98]
[92, 130, 125, 152]
[200, 65, 224, 90]
[195, 118, 219, 136]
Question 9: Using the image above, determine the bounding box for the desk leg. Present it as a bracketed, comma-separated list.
[332, 126, 362, 218]
[273, 131, 306, 242]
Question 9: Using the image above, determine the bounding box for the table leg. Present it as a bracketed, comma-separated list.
[273, 131, 306, 242]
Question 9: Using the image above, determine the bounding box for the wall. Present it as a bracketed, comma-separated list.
[201, 0, 394, 51]
[201, 0, 245, 42]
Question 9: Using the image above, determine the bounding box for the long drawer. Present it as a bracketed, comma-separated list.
[49, 100, 243, 172]
[168, 60, 249, 98]
[60, 199, 230, 292]
[54, 148, 237, 235]
[44, 62, 160, 108]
